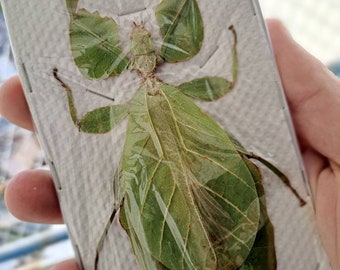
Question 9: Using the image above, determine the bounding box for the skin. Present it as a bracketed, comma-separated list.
[0, 19, 339, 269]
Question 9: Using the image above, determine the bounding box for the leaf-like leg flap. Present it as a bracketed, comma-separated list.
[177, 77, 233, 101]
[177, 25, 238, 101]
[53, 68, 129, 134]
[78, 105, 129, 134]
[69, 9, 131, 79]
[155, 0, 204, 62]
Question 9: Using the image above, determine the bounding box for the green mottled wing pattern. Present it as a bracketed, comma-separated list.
[155, 0, 204, 62]
[237, 159, 276, 270]
[119, 82, 260, 270]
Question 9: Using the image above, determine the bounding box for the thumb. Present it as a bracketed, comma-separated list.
[267, 19, 340, 164]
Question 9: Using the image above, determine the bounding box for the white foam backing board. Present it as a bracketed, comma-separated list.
[1, 0, 331, 269]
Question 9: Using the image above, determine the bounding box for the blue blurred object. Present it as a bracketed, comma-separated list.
[0, 117, 15, 182]
[0, 7, 16, 82]
[0, 226, 69, 263]
[328, 62, 340, 77]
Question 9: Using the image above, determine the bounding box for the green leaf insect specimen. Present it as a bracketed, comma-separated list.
[54, 0, 306, 269]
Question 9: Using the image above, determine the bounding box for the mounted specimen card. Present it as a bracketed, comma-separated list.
[1, 0, 331, 269]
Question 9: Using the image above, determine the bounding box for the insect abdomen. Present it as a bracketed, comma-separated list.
[120, 83, 261, 269]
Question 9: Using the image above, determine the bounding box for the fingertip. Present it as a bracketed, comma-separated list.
[50, 259, 79, 270]
[0, 76, 34, 131]
[265, 19, 298, 64]
[266, 19, 290, 39]
[265, 19, 333, 109]
[4, 169, 63, 224]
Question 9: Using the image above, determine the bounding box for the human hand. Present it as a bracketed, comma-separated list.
[0, 80, 78, 269]
[267, 19, 340, 269]
[0, 19, 339, 269]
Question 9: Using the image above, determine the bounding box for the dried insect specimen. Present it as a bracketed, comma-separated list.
[54, 1, 306, 269]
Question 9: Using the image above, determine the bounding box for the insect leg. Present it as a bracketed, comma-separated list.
[53, 68, 129, 134]
[176, 25, 239, 101]
[94, 201, 123, 270]
[53, 68, 79, 126]
[94, 164, 125, 270]
[244, 152, 307, 206]
[228, 25, 238, 89]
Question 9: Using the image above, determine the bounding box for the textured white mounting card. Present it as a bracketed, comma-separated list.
[1, 0, 330, 269]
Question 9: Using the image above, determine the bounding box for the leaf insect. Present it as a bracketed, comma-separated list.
[54, 0, 306, 269]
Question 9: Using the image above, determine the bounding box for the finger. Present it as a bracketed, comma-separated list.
[267, 19, 340, 164]
[51, 259, 79, 270]
[302, 148, 329, 199]
[0, 76, 34, 131]
[4, 169, 63, 224]
[266, 19, 338, 108]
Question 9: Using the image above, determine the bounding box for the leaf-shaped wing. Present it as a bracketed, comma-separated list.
[155, 0, 204, 62]
[119, 82, 260, 269]
[237, 159, 276, 270]
[69, 9, 130, 79]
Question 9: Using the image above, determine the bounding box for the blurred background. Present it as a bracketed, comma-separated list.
[259, 0, 340, 70]
[0, 0, 339, 269]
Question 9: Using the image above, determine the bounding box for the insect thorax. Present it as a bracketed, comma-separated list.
[130, 25, 157, 76]
[141, 78, 162, 96]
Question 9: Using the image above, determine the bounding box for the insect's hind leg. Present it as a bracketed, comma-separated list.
[94, 201, 123, 270]
[245, 152, 307, 206]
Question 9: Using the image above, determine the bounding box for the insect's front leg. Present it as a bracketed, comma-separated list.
[53, 68, 129, 134]
[177, 25, 238, 101]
